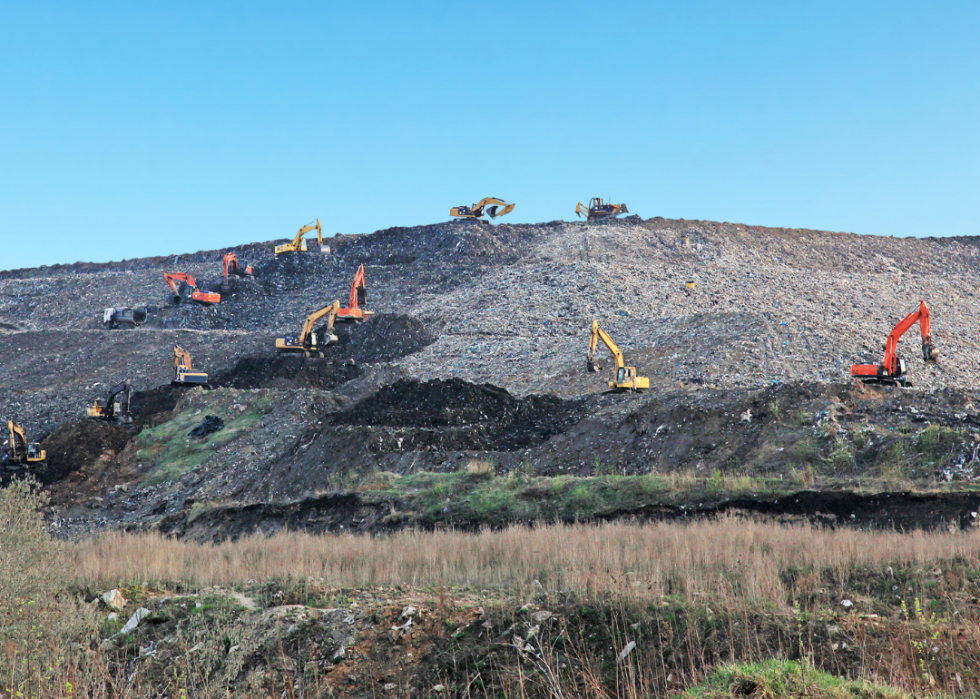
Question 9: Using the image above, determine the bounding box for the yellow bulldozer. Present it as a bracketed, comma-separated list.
[575, 198, 629, 222]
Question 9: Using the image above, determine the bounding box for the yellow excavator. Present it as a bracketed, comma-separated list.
[450, 198, 515, 222]
[275, 219, 325, 255]
[575, 198, 629, 221]
[276, 300, 340, 356]
[172, 345, 210, 386]
[587, 320, 650, 391]
[86, 383, 132, 422]
[4, 420, 45, 466]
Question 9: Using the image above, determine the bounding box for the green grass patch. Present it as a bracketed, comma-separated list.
[682, 660, 912, 699]
[135, 389, 276, 487]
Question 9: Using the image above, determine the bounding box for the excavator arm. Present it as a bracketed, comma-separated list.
[851, 300, 938, 385]
[450, 198, 515, 221]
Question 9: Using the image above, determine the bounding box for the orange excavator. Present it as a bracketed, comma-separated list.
[336, 264, 376, 322]
[164, 272, 220, 306]
[850, 300, 939, 386]
[223, 253, 253, 282]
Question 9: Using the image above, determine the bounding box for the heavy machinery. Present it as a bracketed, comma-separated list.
[275, 219, 325, 255]
[164, 272, 221, 305]
[586, 320, 650, 391]
[87, 383, 132, 422]
[336, 264, 375, 322]
[575, 198, 629, 221]
[450, 198, 515, 222]
[223, 252, 253, 281]
[172, 344, 210, 386]
[851, 300, 939, 386]
[4, 420, 45, 466]
[276, 300, 340, 356]
[104, 306, 148, 329]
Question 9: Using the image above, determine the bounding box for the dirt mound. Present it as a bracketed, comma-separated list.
[330, 378, 588, 450]
[130, 386, 184, 427]
[214, 355, 360, 390]
[39, 420, 133, 483]
[332, 314, 435, 363]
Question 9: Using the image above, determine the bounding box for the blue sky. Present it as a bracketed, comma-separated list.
[1, 1, 978, 270]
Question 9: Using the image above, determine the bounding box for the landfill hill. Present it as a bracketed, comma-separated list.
[2, 215, 980, 537]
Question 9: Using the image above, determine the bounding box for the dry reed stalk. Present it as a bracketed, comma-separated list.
[69, 519, 980, 605]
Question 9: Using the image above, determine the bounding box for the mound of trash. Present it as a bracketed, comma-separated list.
[214, 355, 360, 390]
[332, 314, 435, 363]
[330, 378, 588, 450]
[39, 420, 133, 483]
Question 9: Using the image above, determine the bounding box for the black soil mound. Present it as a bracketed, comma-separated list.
[332, 314, 435, 363]
[330, 378, 588, 451]
[130, 386, 184, 427]
[215, 355, 360, 390]
[39, 420, 133, 483]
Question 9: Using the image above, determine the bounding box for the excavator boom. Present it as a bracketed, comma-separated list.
[276, 300, 341, 355]
[850, 300, 938, 385]
[586, 320, 649, 391]
[450, 197, 515, 221]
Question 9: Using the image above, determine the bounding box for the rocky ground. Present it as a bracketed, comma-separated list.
[2, 216, 980, 537]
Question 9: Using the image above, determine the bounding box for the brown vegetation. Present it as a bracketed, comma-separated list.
[73, 519, 980, 603]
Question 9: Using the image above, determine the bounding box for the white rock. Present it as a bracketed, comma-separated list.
[101, 589, 127, 611]
[841, 599, 853, 608]
[119, 607, 150, 635]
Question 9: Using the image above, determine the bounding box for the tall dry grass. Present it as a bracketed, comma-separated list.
[70, 519, 980, 603]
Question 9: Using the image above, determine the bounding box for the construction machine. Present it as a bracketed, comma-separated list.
[104, 306, 148, 329]
[276, 300, 340, 356]
[164, 272, 221, 305]
[575, 198, 629, 221]
[587, 320, 650, 391]
[851, 300, 939, 386]
[172, 344, 210, 386]
[223, 252, 253, 281]
[450, 198, 515, 222]
[87, 383, 132, 423]
[4, 421, 45, 466]
[275, 219, 325, 255]
[336, 264, 376, 322]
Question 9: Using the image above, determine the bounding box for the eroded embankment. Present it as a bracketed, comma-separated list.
[154, 487, 980, 542]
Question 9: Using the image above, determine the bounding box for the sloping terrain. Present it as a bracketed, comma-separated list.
[2, 217, 980, 536]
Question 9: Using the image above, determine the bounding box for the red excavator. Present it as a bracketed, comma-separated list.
[850, 300, 939, 386]
[164, 272, 221, 306]
[336, 264, 376, 322]
[223, 253, 253, 282]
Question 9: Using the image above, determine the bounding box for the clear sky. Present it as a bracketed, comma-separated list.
[2, 1, 978, 270]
